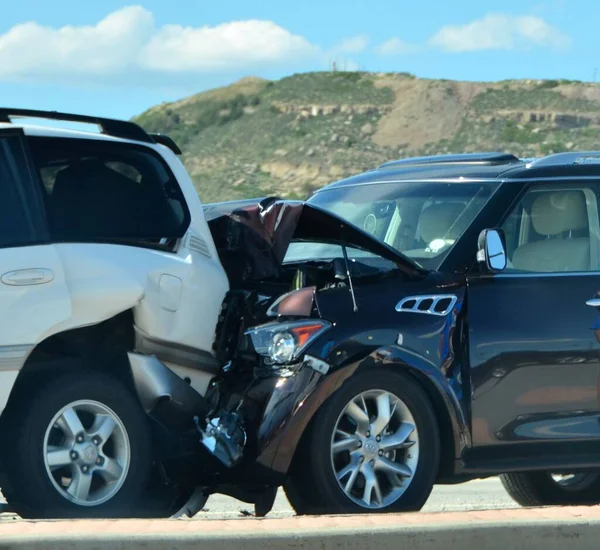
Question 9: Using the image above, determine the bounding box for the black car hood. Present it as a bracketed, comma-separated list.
[205, 197, 425, 284]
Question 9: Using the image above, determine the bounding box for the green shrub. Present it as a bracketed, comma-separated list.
[537, 80, 560, 89]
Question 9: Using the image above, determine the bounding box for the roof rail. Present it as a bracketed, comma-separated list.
[378, 152, 520, 170]
[149, 133, 182, 155]
[529, 152, 600, 168]
[0, 108, 154, 144]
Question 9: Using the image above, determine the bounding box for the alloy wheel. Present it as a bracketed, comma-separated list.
[43, 400, 131, 507]
[330, 389, 419, 509]
[549, 473, 600, 492]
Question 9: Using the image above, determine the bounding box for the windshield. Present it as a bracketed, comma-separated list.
[285, 180, 499, 270]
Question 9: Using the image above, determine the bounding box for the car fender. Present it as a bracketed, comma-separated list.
[257, 343, 470, 475]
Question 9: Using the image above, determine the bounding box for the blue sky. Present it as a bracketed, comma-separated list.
[0, 0, 596, 119]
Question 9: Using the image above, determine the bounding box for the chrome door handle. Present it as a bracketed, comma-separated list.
[586, 298, 600, 308]
[1, 269, 54, 286]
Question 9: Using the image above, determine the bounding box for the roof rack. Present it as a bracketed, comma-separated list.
[149, 133, 182, 155]
[378, 152, 520, 170]
[0, 108, 154, 144]
[528, 152, 600, 168]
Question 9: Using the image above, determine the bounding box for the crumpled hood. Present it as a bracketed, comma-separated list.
[205, 197, 425, 285]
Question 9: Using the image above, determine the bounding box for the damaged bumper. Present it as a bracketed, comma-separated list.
[198, 351, 334, 472]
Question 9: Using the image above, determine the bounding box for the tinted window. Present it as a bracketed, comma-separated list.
[28, 137, 190, 249]
[501, 184, 600, 273]
[0, 133, 45, 247]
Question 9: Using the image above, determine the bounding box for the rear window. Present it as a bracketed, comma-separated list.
[28, 137, 190, 249]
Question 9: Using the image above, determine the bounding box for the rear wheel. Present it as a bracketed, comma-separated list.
[500, 472, 600, 506]
[1, 371, 154, 518]
[285, 370, 440, 514]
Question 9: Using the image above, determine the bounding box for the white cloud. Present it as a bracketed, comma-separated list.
[430, 13, 571, 53]
[0, 5, 321, 83]
[0, 7, 154, 79]
[376, 37, 418, 55]
[330, 35, 369, 55]
[142, 19, 319, 72]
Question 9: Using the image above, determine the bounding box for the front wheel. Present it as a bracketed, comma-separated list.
[285, 370, 440, 514]
[1, 371, 153, 518]
[500, 472, 600, 506]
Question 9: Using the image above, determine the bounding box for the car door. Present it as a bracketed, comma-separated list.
[467, 181, 600, 454]
[0, 129, 71, 407]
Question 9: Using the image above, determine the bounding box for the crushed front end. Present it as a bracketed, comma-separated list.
[188, 198, 428, 511]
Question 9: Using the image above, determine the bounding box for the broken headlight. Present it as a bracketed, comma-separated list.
[246, 320, 331, 366]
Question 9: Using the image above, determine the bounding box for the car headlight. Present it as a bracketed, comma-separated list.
[246, 320, 331, 365]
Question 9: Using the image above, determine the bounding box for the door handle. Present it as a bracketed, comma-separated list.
[1, 269, 54, 286]
[586, 298, 600, 308]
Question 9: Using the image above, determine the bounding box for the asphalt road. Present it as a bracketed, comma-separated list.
[0, 477, 516, 520]
[200, 477, 517, 519]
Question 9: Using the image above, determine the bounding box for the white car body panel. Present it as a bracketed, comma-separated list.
[0, 245, 71, 346]
[0, 123, 231, 414]
[53, 242, 229, 353]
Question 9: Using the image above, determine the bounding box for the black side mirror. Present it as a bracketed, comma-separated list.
[477, 229, 507, 272]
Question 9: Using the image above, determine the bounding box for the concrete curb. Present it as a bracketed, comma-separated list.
[1, 507, 599, 549]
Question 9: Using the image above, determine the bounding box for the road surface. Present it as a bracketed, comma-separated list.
[201, 477, 517, 519]
[0, 477, 516, 520]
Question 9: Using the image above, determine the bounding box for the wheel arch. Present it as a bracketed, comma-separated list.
[4, 309, 137, 415]
[269, 347, 470, 480]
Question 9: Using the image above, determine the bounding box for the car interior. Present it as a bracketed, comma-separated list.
[503, 189, 599, 273]
[27, 137, 189, 249]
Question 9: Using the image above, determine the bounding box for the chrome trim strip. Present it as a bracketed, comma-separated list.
[395, 295, 458, 316]
[0, 344, 33, 371]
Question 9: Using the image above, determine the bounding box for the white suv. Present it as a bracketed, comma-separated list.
[0, 109, 229, 518]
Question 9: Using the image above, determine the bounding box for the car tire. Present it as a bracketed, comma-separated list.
[1, 371, 153, 519]
[500, 472, 600, 506]
[284, 369, 440, 515]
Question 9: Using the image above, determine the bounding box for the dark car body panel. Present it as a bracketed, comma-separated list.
[468, 274, 600, 446]
[247, 272, 469, 475]
[202, 152, 600, 486]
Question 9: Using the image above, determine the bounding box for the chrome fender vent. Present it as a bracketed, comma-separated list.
[395, 295, 457, 317]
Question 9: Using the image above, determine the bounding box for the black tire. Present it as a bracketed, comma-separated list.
[1, 371, 153, 519]
[137, 478, 198, 518]
[500, 472, 600, 507]
[284, 369, 440, 515]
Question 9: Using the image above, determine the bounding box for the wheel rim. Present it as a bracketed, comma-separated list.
[43, 400, 131, 507]
[330, 389, 419, 510]
[550, 473, 599, 492]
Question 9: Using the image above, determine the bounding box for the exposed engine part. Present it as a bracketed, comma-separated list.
[196, 412, 247, 468]
[171, 487, 209, 519]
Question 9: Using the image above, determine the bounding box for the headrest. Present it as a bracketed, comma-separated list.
[417, 202, 465, 244]
[52, 159, 111, 198]
[531, 191, 587, 236]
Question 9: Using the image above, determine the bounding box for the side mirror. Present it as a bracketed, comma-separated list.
[477, 229, 507, 272]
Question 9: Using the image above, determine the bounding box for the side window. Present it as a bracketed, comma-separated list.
[27, 137, 190, 249]
[0, 134, 45, 247]
[501, 185, 600, 273]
